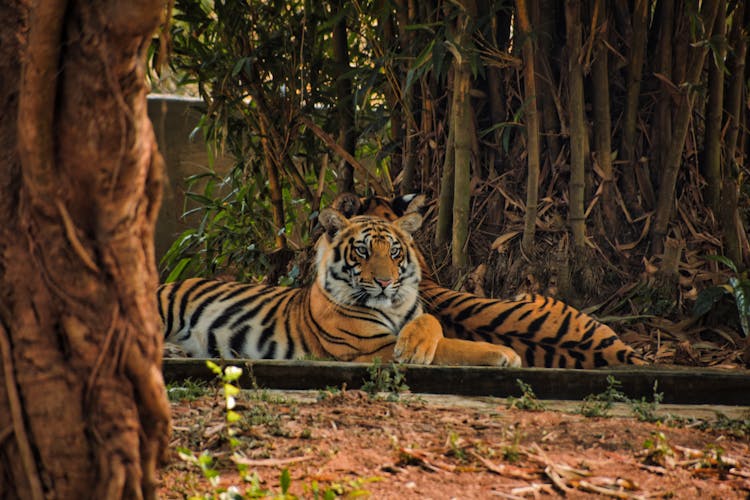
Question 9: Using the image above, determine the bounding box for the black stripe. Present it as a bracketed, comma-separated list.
[540, 311, 572, 345]
[229, 326, 248, 357]
[479, 302, 529, 334]
[594, 351, 607, 367]
[208, 331, 219, 358]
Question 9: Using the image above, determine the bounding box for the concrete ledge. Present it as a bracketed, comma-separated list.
[163, 359, 750, 405]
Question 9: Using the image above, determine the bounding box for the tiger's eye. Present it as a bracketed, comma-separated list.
[354, 245, 368, 258]
[390, 246, 401, 258]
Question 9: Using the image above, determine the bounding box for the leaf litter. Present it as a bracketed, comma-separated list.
[161, 387, 750, 499]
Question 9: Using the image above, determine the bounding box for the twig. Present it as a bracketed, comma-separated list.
[577, 480, 643, 499]
[0, 323, 45, 500]
[469, 450, 536, 480]
[232, 455, 315, 467]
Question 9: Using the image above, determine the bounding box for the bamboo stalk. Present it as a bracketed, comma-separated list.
[332, 3, 356, 193]
[566, 0, 586, 249]
[619, 0, 648, 213]
[591, 0, 618, 234]
[435, 122, 455, 246]
[702, 0, 726, 212]
[515, 0, 541, 254]
[651, 1, 720, 253]
[451, 13, 473, 268]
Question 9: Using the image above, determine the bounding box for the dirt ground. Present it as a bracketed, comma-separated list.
[160, 384, 750, 499]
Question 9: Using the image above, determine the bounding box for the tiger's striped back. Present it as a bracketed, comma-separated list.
[333, 193, 645, 368]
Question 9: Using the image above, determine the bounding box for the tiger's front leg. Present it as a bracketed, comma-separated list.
[394, 313, 522, 367]
[393, 314, 443, 364]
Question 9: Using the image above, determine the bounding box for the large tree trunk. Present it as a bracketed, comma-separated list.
[0, 2, 170, 498]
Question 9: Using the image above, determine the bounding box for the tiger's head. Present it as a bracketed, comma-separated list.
[316, 208, 423, 310]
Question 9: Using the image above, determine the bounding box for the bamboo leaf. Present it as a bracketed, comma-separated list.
[165, 257, 192, 283]
[729, 277, 750, 337]
[704, 254, 738, 273]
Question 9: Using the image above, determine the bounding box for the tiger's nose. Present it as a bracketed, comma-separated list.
[375, 278, 392, 289]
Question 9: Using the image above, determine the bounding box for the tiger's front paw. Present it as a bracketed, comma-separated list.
[433, 338, 523, 367]
[393, 314, 443, 364]
[483, 344, 522, 367]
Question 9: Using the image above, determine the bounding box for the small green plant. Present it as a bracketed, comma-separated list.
[307, 476, 381, 499]
[694, 255, 750, 337]
[697, 412, 750, 438]
[206, 361, 244, 448]
[506, 379, 546, 411]
[177, 448, 222, 488]
[502, 428, 523, 463]
[579, 375, 629, 417]
[361, 358, 409, 401]
[316, 385, 343, 402]
[446, 432, 467, 462]
[628, 381, 664, 422]
[641, 432, 675, 467]
[167, 378, 210, 402]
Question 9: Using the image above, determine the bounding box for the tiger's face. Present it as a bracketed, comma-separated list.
[316, 209, 423, 310]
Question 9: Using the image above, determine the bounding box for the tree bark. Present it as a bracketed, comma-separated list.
[651, 1, 720, 253]
[0, 1, 170, 498]
[516, 0, 541, 254]
[566, 0, 586, 249]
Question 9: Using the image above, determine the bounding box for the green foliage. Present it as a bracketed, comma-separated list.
[506, 379, 546, 411]
[628, 382, 664, 423]
[641, 432, 675, 467]
[167, 378, 210, 402]
[580, 376, 665, 421]
[206, 361, 244, 447]
[361, 358, 409, 401]
[694, 255, 750, 337]
[579, 375, 629, 417]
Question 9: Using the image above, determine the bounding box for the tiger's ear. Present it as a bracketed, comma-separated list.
[392, 193, 427, 216]
[393, 211, 423, 235]
[318, 208, 350, 238]
[329, 192, 362, 219]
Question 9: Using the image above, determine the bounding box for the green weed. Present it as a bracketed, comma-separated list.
[167, 378, 210, 402]
[579, 376, 628, 417]
[506, 379, 546, 411]
[362, 358, 409, 401]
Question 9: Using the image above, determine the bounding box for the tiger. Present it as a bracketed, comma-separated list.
[331, 192, 646, 369]
[158, 207, 522, 367]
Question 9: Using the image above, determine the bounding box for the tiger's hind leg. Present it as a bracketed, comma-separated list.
[394, 313, 522, 367]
